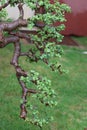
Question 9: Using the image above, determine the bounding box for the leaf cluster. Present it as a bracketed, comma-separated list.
[21, 70, 57, 127]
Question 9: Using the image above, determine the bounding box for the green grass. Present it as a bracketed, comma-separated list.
[0, 37, 87, 130]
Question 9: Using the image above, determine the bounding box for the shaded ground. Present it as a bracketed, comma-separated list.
[60, 36, 79, 46]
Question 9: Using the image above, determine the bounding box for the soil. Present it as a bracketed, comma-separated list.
[59, 36, 79, 46]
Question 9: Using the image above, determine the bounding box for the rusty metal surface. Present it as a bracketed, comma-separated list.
[52, 0, 87, 36]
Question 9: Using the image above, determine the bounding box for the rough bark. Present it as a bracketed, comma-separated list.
[0, 2, 37, 120]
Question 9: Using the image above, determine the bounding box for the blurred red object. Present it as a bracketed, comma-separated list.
[51, 0, 87, 36]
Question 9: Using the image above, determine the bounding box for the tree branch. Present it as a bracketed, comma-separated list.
[0, 19, 27, 31]
[0, 19, 28, 46]
[0, 0, 11, 11]
[20, 50, 39, 62]
[10, 41, 38, 119]
[9, 31, 31, 43]
[0, 36, 19, 48]
[18, 3, 24, 19]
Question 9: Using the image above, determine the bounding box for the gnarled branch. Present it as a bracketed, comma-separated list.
[0, 36, 19, 48]
[18, 3, 24, 19]
[10, 41, 38, 119]
[0, 19, 27, 31]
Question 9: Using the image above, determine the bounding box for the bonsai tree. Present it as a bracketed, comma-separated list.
[0, 0, 70, 128]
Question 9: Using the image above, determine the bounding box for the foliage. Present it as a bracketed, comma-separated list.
[0, 0, 71, 128]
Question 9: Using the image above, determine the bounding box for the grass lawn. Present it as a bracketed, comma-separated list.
[0, 36, 87, 130]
